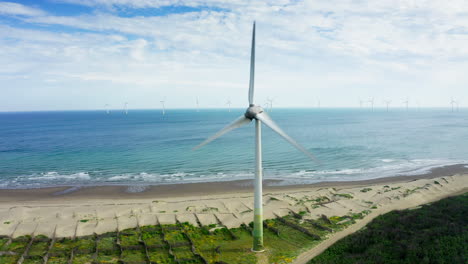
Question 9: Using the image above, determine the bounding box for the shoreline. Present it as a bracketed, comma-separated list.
[0, 163, 465, 239]
[0, 163, 467, 201]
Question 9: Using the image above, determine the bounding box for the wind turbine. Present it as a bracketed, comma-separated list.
[359, 98, 364, 108]
[104, 104, 110, 114]
[317, 99, 321, 108]
[160, 99, 166, 115]
[266, 97, 273, 112]
[193, 22, 317, 252]
[226, 98, 232, 112]
[196, 97, 200, 112]
[403, 98, 409, 111]
[123, 102, 128, 115]
[368, 98, 374, 111]
[450, 98, 456, 112]
[383, 100, 391, 112]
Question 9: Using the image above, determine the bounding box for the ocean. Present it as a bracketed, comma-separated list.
[0, 108, 467, 189]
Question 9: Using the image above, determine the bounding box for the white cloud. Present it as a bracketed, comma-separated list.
[0, 2, 45, 16]
[1, 0, 468, 111]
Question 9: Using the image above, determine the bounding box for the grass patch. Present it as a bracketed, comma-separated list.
[5, 235, 31, 254]
[0, 255, 20, 264]
[28, 240, 50, 256]
[335, 193, 353, 199]
[72, 254, 94, 264]
[147, 247, 175, 263]
[121, 247, 147, 262]
[22, 256, 44, 264]
[47, 256, 70, 264]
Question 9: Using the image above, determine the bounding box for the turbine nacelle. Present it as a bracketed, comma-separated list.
[245, 105, 264, 120]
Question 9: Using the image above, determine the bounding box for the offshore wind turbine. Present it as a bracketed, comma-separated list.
[368, 98, 374, 111]
[359, 98, 364, 108]
[123, 102, 128, 115]
[450, 98, 456, 112]
[403, 98, 409, 111]
[383, 100, 391, 112]
[196, 97, 200, 112]
[193, 22, 317, 252]
[226, 98, 232, 112]
[160, 99, 166, 115]
[104, 104, 110, 114]
[266, 97, 273, 112]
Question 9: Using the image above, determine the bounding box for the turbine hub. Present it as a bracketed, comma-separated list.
[245, 105, 264, 119]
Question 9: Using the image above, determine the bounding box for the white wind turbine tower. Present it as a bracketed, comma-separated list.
[383, 100, 391, 112]
[160, 99, 166, 115]
[450, 98, 456, 112]
[403, 98, 409, 111]
[194, 22, 317, 252]
[317, 99, 321, 108]
[368, 98, 374, 111]
[104, 104, 110, 114]
[359, 98, 364, 108]
[226, 98, 232, 112]
[123, 102, 128, 115]
[196, 97, 200, 112]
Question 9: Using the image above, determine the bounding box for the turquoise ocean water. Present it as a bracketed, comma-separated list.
[0, 108, 467, 189]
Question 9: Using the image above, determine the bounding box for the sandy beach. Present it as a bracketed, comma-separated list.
[0, 164, 467, 241]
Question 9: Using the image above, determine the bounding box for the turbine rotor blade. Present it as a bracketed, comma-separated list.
[193, 115, 252, 150]
[255, 112, 318, 163]
[248, 22, 256, 105]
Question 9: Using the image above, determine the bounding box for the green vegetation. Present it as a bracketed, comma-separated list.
[0, 255, 20, 264]
[240, 209, 253, 214]
[0, 236, 9, 248]
[47, 255, 70, 264]
[309, 193, 468, 264]
[201, 207, 219, 212]
[335, 193, 353, 199]
[121, 246, 147, 262]
[360, 188, 372, 193]
[5, 235, 31, 254]
[49, 237, 75, 256]
[120, 228, 140, 247]
[22, 256, 44, 264]
[72, 254, 94, 264]
[28, 240, 50, 256]
[0, 209, 375, 263]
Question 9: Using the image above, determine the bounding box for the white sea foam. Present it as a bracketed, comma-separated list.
[2, 159, 466, 189]
[278, 158, 466, 184]
[30, 172, 91, 180]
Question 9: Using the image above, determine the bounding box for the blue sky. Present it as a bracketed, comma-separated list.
[1, 0, 467, 111]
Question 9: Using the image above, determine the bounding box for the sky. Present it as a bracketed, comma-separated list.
[0, 0, 467, 111]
